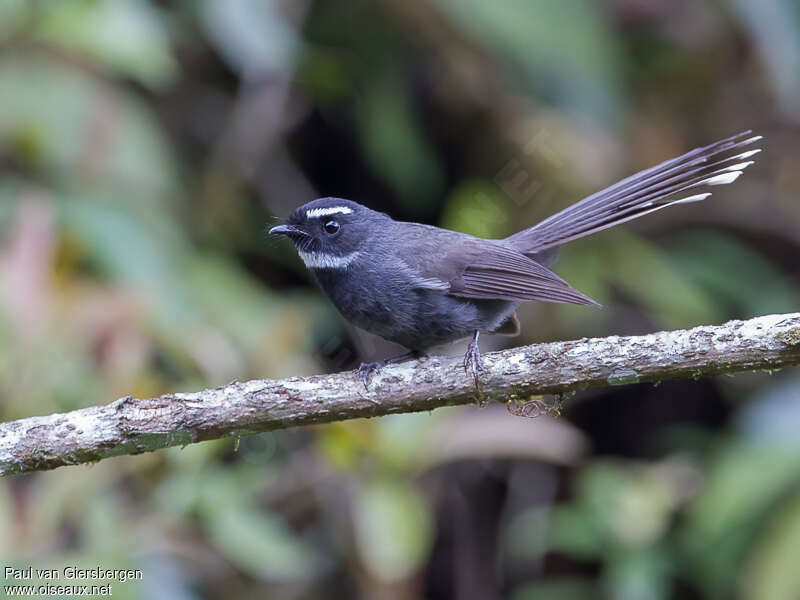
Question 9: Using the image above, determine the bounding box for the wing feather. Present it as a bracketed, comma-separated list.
[448, 243, 599, 306]
[397, 224, 598, 306]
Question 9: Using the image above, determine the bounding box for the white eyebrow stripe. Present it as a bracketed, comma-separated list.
[305, 206, 354, 219]
[297, 250, 360, 270]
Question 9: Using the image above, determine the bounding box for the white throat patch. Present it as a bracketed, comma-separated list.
[305, 206, 354, 219]
[298, 250, 360, 270]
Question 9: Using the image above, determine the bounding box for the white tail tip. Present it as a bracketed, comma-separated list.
[675, 192, 712, 204]
[702, 171, 743, 186]
[722, 161, 755, 172]
[732, 148, 762, 160]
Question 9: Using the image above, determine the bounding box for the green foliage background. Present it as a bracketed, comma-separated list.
[0, 1, 799, 598]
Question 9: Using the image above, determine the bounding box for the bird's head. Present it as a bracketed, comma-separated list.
[269, 198, 386, 269]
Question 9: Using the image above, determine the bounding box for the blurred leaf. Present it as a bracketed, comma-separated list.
[138, 554, 202, 600]
[160, 438, 230, 476]
[549, 241, 613, 337]
[590, 471, 656, 547]
[547, 504, 606, 559]
[567, 232, 720, 329]
[605, 547, 671, 600]
[157, 463, 321, 581]
[372, 412, 443, 472]
[685, 445, 800, 544]
[736, 375, 800, 446]
[81, 491, 131, 553]
[0, 0, 26, 40]
[0, 55, 90, 169]
[8, 335, 105, 413]
[744, 492, 800, 600]
[0, 55, 179, 195]
[436, 0, 623, 121]
[206, 504, 321, 581]
[511, 579, 597, 600]
[730, 0, 800, 123]
[607, 232, 719, 327]
[182, 255, 326, 367]
[295, 45, 358, 101]
[548, 461, 683, 562]
[57, 190, 330, 383]
[357, 74, 444, 216]
[317, 423, 365, 470]
[666, 230, 799, 317]
[34, 0, 177, 89]
[317, 412, 450, 474]
[200, 0, 298, 79]
[20, 461, 138, 556]
[0, 180, 22, 233]
[0, 481, 13, 559]
[156, 464, 276, 518]
[440, 179, 509, 238]
[354, 478, 433, 582]
[504, 506, 550, 563]
[681, 443, 800, 595]
[155, 471, 211, 518]
[58, 195, 197, 335]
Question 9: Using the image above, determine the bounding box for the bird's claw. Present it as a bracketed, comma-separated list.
[357, 361, 385, 389]
[463, 339, 484, 389]
[356, 351, 421, 390]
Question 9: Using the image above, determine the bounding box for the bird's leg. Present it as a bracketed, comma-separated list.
[357, 350, 421, 389]
[463, 330, 484, 390]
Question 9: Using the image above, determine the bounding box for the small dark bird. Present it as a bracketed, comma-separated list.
[270, 131, 761, 387]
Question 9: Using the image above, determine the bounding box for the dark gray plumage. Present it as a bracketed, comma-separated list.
[270, 131, 761, 385]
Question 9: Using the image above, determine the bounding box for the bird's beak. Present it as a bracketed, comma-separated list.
[269, 224, 304, 236]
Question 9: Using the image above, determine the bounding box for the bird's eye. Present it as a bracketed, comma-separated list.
[323, 220, 340, 235]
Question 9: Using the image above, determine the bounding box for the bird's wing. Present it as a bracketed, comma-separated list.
[398, 227, 598, 306]
[447, 242, 599, 306]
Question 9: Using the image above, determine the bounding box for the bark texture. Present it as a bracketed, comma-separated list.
[2, 313, 800, 476]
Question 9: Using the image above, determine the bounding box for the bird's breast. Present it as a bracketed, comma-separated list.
[311, 262, 517, 350]
[312, 262, 405, 332]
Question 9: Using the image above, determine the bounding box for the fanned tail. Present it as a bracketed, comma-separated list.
[504, 131, 762, 254]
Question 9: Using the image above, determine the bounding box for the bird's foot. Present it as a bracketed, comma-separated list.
[463, 331, 484, 392]
[356, 351, 421, 389]
[357, 360, 386, 389]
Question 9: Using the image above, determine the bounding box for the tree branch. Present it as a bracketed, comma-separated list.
[2, 313, 800, 476]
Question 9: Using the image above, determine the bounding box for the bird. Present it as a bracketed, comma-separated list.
[269, 131, 761, 388]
